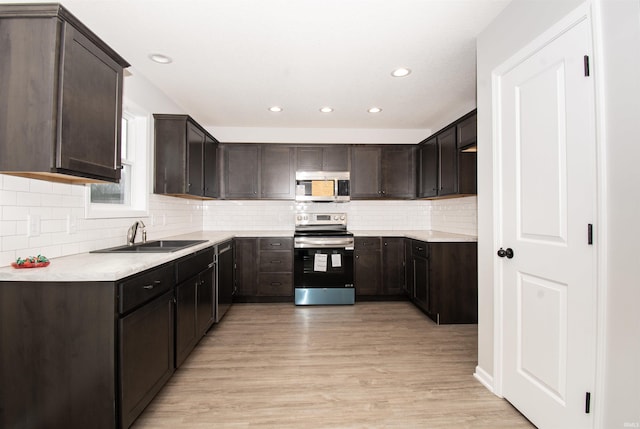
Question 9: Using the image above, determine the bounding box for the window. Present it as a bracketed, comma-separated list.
[85, 101, 148, 218]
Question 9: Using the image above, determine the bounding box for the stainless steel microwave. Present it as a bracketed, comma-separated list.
[295, 171, 350, 202]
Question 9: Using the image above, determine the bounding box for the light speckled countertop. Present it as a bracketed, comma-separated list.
[0, 229, 474, 282]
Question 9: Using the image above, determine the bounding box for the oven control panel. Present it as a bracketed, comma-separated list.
[295, 212, 347, 227]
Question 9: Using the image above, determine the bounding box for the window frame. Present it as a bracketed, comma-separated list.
[85, 100, 149, 219]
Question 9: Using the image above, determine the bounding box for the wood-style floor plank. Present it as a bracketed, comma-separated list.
[133, 302, 534, 428]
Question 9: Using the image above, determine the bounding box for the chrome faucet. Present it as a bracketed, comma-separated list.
[127, 220, 147, 246]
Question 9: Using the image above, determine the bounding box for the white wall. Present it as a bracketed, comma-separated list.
[477, 0, 640, 427]
[596, 1, 640, 427]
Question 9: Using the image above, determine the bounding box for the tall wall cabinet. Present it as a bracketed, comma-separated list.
[0, 4, 130, 183]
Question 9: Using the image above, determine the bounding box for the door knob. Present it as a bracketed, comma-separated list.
[497, 247, 514, 259]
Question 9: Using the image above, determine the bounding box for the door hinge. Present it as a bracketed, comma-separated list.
[584, 55, 590, 77]
[588, 224, 593, 245]
[585, 392, 591, 414]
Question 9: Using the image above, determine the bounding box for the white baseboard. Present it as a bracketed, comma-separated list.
[474, 366, 499, 396]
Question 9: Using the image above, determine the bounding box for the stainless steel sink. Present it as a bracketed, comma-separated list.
[91, 239, 208, 253]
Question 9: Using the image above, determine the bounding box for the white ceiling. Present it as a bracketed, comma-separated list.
[7, 0, 510, 133]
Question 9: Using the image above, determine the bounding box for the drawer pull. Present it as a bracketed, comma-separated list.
[271, 282, 282, 286]
[143, 280, 161, 290]
[270, 243, 282, 246]
[271, 260, 281, 264]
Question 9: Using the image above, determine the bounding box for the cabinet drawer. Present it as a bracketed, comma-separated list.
[258, 250, 293, 272]
[355, 237, 381, 250]
[119, 263, 175, 314]
[175, 247, 214, 284]
[257, 273, 293, 296]
[411, 240, 428, 259]
[259, 237, 292, 250]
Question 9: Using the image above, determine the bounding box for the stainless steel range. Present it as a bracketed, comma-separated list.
[293, 212, 355, 305]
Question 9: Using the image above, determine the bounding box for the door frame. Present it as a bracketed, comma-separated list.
[490, 1, 607, 425]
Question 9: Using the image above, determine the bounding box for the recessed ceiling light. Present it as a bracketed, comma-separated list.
[391, 68, 411, 77]
[269, 106, 283, 112]
[149, 53, 173, 64]
[320, 107, 334, 113]
[368, 107, 382, 113]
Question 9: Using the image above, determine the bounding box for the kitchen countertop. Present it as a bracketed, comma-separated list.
[350, 230, 477, 242]
[0, 229, 474, 282]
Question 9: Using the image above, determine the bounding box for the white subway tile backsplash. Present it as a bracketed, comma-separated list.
[0, 173, 477, 267]
[2, 205, 29, 221]
[2, 175, 30, 192]
[0, 190, 17, 206]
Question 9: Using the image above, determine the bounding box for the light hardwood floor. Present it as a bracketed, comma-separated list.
[133, 302, 535, 428]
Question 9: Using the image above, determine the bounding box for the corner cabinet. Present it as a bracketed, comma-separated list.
[418, 110, 477, 198]
[0, 4, 130, 184]
[154, 114, 219, 199]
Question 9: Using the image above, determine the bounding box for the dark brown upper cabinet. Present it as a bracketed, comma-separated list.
[154, 114, 219, 199]
[221, 144, 295, 199]
[418, 129, 458, 197]
[351, 145, 416, 199]
[0, 4, 130, 184]
[456, 112, 477, 150]
[223, 144, 260, 198]
[296, 145, 350, 171]
[261, 146, 296, 199]
[418, 110, 477, 198]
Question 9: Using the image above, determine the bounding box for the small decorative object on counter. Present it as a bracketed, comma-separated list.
[11, 255, 50, 269]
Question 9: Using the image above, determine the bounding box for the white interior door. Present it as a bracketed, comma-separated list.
[496, 14, 597, 429]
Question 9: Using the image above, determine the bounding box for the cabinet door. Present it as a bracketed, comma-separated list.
[419, 138, 438, 198]
[261, 145, 295, 199]
[234, 238, 258, 296]
[382, 238, 405, 295]
[351, 146, 382, 198]
[296, 147, 323, 171]
[413, 256, 429, 313]
[404, 239, 413, 296]
[197, 266, 215, 336]
[175, 275, 198, 367]
[59, 24, 123, 181]
[187, 122, 205, 197]
[120, 290, 174, 429]
[217, 241, 235, 321]
[354, 237, 382, 296]
[322, 145, 350, 171]
[224, 145, 260, 198]
[458, 151, 477, 194]
[456, 112, 477, 149]
[204, 135, 219, 198]
[381, 146, 416, 198]
[438, 127, 458, 196]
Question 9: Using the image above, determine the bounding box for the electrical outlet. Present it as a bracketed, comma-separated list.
[27, 214, 41, 237]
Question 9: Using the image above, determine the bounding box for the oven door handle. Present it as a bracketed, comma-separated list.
[294, 238, 354, 249]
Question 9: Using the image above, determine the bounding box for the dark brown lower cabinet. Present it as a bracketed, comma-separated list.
[429, 242, 478, 324]
[354, 237, 382, 296]
[407, 240, 478, 324]
[175, 247, 215, 367]
[120, 290, 174, 429]
[234, 237, 293, 302]
[355, 237, 406, 299]
[0, 261, 176, 429]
